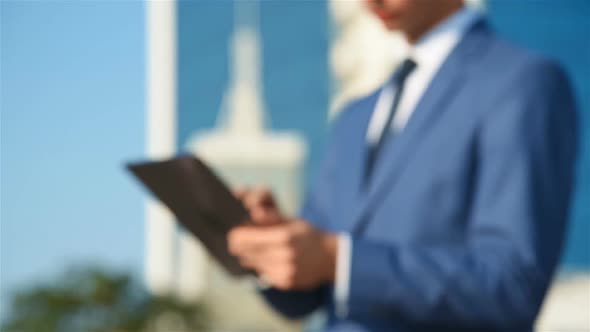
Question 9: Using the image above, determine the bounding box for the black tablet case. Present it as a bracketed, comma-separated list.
[127, 155, 250, 276]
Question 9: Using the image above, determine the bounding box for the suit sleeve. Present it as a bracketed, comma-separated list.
[346, 61, 579, 329]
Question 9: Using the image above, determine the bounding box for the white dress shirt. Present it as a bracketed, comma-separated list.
[334, 7, 482, 319]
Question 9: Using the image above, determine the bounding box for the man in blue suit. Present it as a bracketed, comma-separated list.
[227, 0, 578, 331]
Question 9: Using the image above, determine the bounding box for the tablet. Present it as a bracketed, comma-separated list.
[126, 154, 250, 276]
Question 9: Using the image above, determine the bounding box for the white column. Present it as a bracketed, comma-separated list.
[145, 0, 177, 296]
[177, 232, 208, 302]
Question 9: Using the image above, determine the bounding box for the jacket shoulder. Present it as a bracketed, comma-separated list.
[478, 31, 570, 88]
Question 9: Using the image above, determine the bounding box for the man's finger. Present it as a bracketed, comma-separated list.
[227, 224, 293, 254]
[250, 206, 283, 225]
[238, 256, 258, 270]
[258, 264, 297, 291]
[243, 185, 274, 209]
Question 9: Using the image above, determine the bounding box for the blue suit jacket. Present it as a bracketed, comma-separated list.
[262, 21, 578, 332]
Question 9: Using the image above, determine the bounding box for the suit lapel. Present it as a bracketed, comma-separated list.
[349, 21, 491, 234]
[337, 90, 380, 231]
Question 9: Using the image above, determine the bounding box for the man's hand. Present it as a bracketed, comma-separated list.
[229, 219, 338, 290]
[229, 187, 338, 291]
[234, 186, 283, 225]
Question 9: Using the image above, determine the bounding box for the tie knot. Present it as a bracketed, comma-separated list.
[393, 58, 417, 84]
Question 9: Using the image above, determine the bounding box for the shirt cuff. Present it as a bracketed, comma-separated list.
[334, 233, 352, 318]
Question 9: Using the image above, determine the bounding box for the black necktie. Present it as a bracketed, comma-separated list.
[365, 58, 417, 184]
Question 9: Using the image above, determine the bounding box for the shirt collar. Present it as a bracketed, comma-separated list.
[404, 7, 482, 70]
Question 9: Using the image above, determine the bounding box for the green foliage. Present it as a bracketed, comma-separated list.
[2, 265, 208, 332]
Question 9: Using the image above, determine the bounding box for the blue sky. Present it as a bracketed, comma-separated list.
[2, 1, 146, 300]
